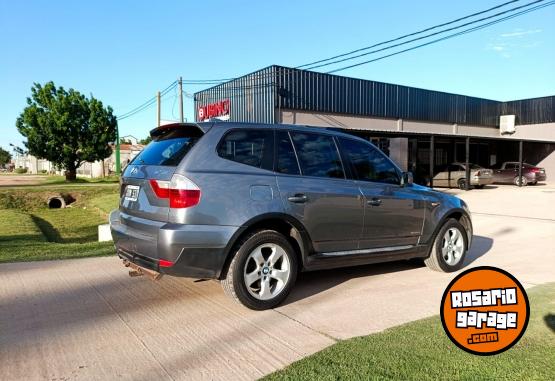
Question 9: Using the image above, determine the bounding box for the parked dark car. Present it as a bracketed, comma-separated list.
[110, 122, 473, 310]
[493, 162, 547, 186]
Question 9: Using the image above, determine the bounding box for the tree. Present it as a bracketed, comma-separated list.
[139, 136, 152, 145]
[16, 82, 117, 180]
[0, 147, 11, 166]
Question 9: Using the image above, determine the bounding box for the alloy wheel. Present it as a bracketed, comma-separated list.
[441, 227, 465, 266]
[243, 243, 291, 300]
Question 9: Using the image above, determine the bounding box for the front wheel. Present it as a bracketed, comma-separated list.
[424, 219, 468, 272]
[457, 179, 467, 190]
[221, 230, 298, 310]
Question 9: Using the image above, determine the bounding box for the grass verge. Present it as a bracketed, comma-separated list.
[0, 183, 118, 263]
[265, 282, 555, 381]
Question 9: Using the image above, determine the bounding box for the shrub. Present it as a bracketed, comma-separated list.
[15, 168, 28, 174]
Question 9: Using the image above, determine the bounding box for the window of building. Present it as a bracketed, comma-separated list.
[290, 132, 344, 179]
[339, 138, 400, 184]
[276, 131, 300, 175]
[217, 129, 273, 170]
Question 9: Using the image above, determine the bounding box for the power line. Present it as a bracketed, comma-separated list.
[117, 80, 177, 120]
[116, 0, 553, 117]
[326, 0, 555, 74]
[306, 0, 546, 71]
[297, 0, 522, 69]
[117, 81, 176, 119]
[193, 0, 552, 85]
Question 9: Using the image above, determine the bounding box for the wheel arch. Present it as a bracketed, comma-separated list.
[429, 208, 473, 251]
[218, 213, 313, 280]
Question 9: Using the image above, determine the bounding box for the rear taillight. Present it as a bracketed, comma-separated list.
[531, 168, 540, 173]
[149, 179, 170, 198]
[159, 259, 174, 268]
[150, 174, 201, 208]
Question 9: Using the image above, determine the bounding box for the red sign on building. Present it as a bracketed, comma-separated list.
[198, 99, 230, 121]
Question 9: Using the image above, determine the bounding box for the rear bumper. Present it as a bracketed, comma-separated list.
[471, 176, 493, 186]
[531, 173, 547, 182]
[109, 210, 239, 279]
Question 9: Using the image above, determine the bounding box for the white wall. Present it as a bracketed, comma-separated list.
[280, 110, 555, 143]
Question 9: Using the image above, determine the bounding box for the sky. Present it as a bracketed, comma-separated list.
[1, 0, 554, 153]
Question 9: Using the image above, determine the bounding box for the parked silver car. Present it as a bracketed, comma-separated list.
[432, 163, 493, 190]
[110, 122, 473, 310]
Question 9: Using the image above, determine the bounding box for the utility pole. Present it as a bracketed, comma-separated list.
[178, 77, 184, 123]
[115, 126, 121, 176]
[157, 91, 161, 127]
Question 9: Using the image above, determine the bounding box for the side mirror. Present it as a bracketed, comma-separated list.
[401, 171, 414, 187]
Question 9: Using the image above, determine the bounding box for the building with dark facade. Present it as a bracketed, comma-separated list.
[194, 65, 555, 185]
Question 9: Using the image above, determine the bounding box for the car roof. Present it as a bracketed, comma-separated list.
[198, 121, 371, 143]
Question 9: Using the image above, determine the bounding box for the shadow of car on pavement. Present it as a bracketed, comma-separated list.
[282, 235, 493, 306]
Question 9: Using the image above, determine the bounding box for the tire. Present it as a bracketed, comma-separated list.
[424, 219, 468, 272]
[457, 179, 467, 190]
[514, 176, 528, 186]
[221, 230, 298, 310]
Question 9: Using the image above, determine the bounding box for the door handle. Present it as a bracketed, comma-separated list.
[288, 194, 308, 203]
[367, 198, 382, 206]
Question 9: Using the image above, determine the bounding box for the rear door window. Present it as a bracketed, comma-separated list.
[132, 127, 203, 166]
[290, 132, 344, 179]
[276, 131, 300, 175]
[217, 129, 274, 170]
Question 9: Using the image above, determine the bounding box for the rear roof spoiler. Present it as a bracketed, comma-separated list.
[149, 122, 213, 138]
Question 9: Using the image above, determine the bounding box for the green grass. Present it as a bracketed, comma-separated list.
[0, 182, 118, 262]
[87, 192, 119, 215]
[265, 283, 555, 381]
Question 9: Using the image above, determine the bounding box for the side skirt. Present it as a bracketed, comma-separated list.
[303, 244, 430, 272]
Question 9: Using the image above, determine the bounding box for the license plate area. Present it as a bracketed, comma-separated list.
[125, 185, 140, 202]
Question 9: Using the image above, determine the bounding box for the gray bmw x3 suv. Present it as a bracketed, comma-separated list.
[110, 122, 472, 310]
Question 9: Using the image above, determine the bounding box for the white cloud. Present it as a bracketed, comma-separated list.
[500, 29, 542, 38]
[485, 28, 542, 59]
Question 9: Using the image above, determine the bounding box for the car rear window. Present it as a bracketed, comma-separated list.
[132, 128, 203, 166]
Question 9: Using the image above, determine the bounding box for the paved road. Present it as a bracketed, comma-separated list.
[1, 184, 554, 380]
[0, 174, 49, 187]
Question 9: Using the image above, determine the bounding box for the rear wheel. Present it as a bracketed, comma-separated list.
[424, 219, 468, 272]
[457, 179, 467, 190]
[221, 230, 298, 310]
[514, 176, 528, 186]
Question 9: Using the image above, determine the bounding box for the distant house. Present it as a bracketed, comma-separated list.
[78, 143, 145, 177]
[14, 143, 145, 178]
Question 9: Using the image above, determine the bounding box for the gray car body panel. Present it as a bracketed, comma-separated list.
[110, 121, 472, 279]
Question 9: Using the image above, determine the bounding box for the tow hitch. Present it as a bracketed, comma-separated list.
[122, 259, 163, 281]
